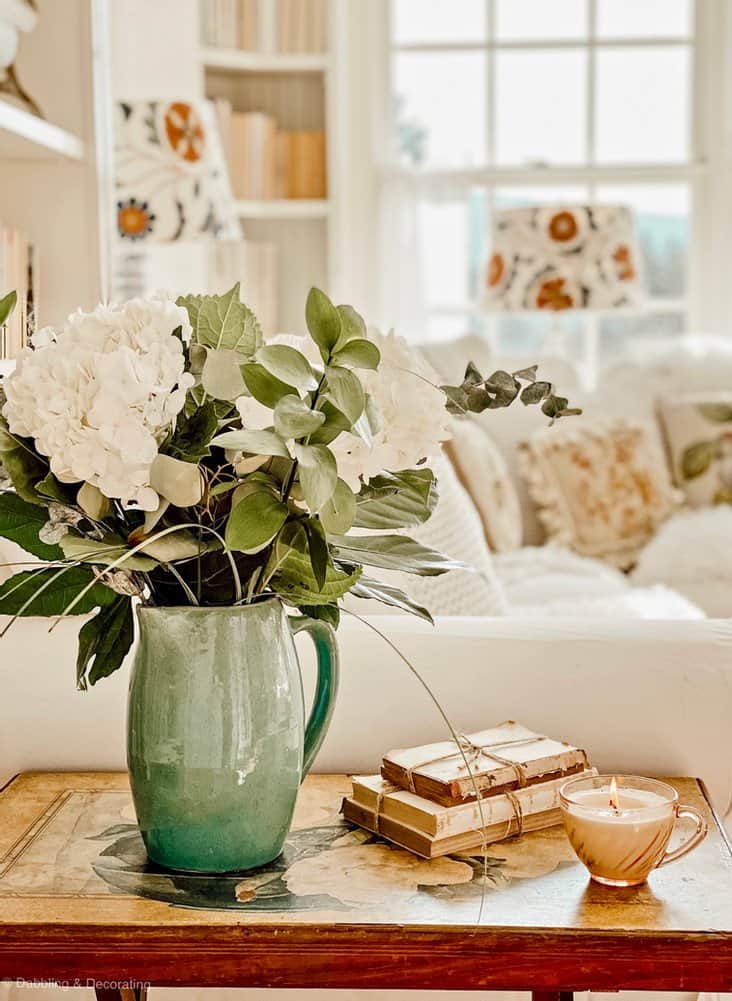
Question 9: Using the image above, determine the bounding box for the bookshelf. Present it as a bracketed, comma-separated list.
[199, 0, 335, 334]
[201, 47, 327, 74]
[236, 198, 330, 219]
[0, 102, 85, 161]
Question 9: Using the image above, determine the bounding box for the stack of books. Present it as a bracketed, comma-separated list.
[0, 225, 35, 359]
[216, 101, 326, 200]
[343, 721, 594, 859]
[201, 0, 326, 53]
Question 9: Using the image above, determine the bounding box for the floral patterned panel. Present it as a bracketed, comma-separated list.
[658, 393, 732, 507]
[520, 421, 680, 569]
[115, 100, 240, 244]
[484, 205, 643, 312]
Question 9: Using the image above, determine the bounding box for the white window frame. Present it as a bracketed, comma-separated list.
[334, 0, 732, 360]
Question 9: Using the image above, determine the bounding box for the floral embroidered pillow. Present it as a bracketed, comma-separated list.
[658, 393, 732, 507]
[520, 421, 680, 569]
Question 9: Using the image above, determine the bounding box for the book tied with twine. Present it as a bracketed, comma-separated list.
[381, 720, 589, 806]
[341, 721, 593, 858]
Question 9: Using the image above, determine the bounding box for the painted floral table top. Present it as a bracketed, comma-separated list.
[0, 772, 730, 934]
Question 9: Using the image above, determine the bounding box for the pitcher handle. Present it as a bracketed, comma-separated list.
[290, 616, 340, 777]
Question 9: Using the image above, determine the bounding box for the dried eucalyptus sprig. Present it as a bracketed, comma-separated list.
[442, 362, 582, 422]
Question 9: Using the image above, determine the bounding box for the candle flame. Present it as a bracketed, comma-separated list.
[609, 776, 620, 812]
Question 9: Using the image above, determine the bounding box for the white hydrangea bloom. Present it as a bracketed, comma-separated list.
[331, 329, 451, 491]
[235, 329, 450, 491]
[3, 295, 194, 511]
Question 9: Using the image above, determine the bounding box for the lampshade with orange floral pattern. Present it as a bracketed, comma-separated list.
[114, 99, 240, 244]
[484, 204, 644, 312]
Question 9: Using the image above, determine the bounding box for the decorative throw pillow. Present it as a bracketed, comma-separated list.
[344, 453, 508, 618]
[519, 421, 680, 569]
[658, 393, 732, 506]
[444, 418, 523, 552]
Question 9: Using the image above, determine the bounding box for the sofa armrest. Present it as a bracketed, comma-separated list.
[313, 615, 732, 817]
[2, 615, 731, 820]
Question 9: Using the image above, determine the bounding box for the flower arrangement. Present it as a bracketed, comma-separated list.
[0, 285, 578, 688]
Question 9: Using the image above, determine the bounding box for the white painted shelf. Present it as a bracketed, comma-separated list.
[201, 47, 328, 73]
[0, 101, 84, 160]
[236, 199, 330, 220]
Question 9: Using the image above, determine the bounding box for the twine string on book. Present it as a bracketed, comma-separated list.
[403, 732, 547, 795]
[369, 775, 526, 843]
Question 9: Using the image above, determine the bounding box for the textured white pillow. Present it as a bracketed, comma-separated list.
[343, 453, 508, 619]
[632, 506, 732, 617]
[445, 418, 522, 552]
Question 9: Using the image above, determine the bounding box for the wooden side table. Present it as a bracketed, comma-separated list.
[0, 772, 730, 999]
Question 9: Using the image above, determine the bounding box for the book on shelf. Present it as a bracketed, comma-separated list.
[0, 225, 34, 360]
[201, 0, 326, 53]
[218, 100, 327, 201]
[381, 720, 590, 806]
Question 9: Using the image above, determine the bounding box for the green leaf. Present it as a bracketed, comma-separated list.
[331, 338, 381, 370]
[59, 534, 158, 571]
[0, 290, 17, 327]
[542, 395, 569, 419]
[177, 283, 262, 357]
[149, 454, 203, 508]
[35, 472, 73, 504]
[211, 428, 291, 458]
[255, 344, 319, 392]
[76, 595, 134, 690]
[274, 394, 326, 440]
[520, 381, 552, 406]
[681, 439, 719, 480]
[271, 546, 361, 605]
[169, 401, 219, 462]
[329, 533, 466, 576]
[200, 347, 246, 400]
[0, 491, 63, 560]
[319, 477, 356, 534]
[353, 468, 438, 530]
[306, 287, 342, 361]
[349, 577, 433, 624]
[225, 490, 289, 553]
[698, 403, 732, 423]
[135, 531, 215, 563]
[0, 420, 48, 504]
[242, 362, 297, 409]
[352, 393, 380, 446]
[442, 385, 469, 416]
[303, 517, 328, 590]
[0, 565, 116, 617]
[308, 402, 352, 445]
[335, 304, 367, 346]
[293, 443, 338, 511]
[300, 603, 340, 629]
[325, 365, 365, 423]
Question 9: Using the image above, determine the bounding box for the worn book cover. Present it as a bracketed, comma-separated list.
[381, 720, 589, 806]
[342, 798, 564, 859]
[351, 769, 596, 839]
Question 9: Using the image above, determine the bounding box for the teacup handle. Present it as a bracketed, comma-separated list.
[656, 805, 708, 868]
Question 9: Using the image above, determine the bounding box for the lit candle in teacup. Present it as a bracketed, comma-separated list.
[560, 774, 707, 887]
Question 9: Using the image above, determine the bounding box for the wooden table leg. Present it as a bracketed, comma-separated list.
[94, 988, 148, 1001]
[532, 992, 574, 1001]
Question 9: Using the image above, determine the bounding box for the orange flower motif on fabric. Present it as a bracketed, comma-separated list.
[548, 211, 579, 243]
[117, 198, 155, 240]
[487, 252, 505, 288]
[164, 102, 205, 163]
[612, 244, 636, 281]
[535, 277, 574, 311]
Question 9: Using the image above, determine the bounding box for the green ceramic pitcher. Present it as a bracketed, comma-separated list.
[127, 598, 339, 873]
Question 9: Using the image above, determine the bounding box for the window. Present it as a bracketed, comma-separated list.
[384, 0, 709, 372]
